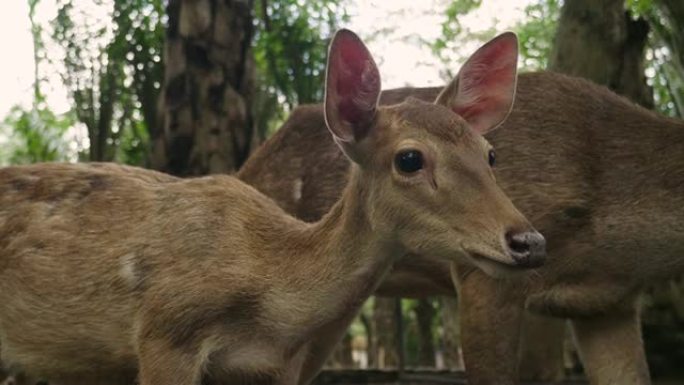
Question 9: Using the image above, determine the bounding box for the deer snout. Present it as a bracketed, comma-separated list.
[505, 230, 546, 268]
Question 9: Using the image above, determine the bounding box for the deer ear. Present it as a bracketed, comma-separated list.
[436, 32, 518, 135]
[324, 29, 381, 147]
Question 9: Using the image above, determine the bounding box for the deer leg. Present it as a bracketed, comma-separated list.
[0, 373, 19, 385]
[571, 304, 651, 385]
[295, 318, 352, 385]
[137, 339, 203, 385]
[3, 371, 136, 385]
[526, 279, 636, 318]
[277, 348, 308, 385]
[0, 368, 46, 385]
[517, 312, 566, 382]
[452, 262, 525, 385]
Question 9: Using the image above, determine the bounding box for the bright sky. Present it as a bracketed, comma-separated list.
[0, 0, 535, 119]
[347, 0, 533, 87]
[0, 1, 35, 116]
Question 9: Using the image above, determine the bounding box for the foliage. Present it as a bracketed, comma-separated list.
[431, 0, 561, 80]
[0, 0, 76, 165]
[253, 0, 349, 136]
[48, 0, 347, 152]
[254, 0, 347, 107]
[430, 0, 492, 80]
[627, 0, 683, 117]
[110, 0, 165, 154]
[433, 0, 482, 51]
[431, 0, 559, 77]
[52, 0, 163, 164]
[434, 0, 680, 117]
[514, 0, 561, 70]
[1, 103, 75, 165]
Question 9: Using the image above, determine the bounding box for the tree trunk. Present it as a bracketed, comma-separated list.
[153, 0, 256, 176]
[371, 298, 398, 368]
[360, 312, 374, 368]
[328, 332, 355, 368]
[439, 296, 462, 370]
[414, 299, 436, 367]
[549, 0, 653, 108]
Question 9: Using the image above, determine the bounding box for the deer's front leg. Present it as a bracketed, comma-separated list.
[517, 312, 566, 382]
[138, 338, 204, 385]
[0, 371, 35, 385]
[571, 304, 651, 385]
[296, 315, 356, 385]
[276, 348, 309, 385]
[452, 262, 526, 385]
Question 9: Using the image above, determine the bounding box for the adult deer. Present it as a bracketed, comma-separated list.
[0, 30, 542, 385]
[239, 68, 684, 384]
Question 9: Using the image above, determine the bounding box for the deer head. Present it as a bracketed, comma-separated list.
[324, 30, 545, 276]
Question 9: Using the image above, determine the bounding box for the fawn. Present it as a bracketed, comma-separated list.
[0, 30, 543, 385]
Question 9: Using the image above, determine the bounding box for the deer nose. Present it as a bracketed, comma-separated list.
[505, 230, 546, 268]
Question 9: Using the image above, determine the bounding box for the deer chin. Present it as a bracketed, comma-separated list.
[461, 243, 529, 279]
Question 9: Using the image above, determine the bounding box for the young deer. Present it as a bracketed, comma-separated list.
[240, 68, 684, 385]
[0, 30, 544, 385]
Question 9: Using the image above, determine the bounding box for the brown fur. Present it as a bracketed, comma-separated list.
[238, 71, 684, 384]
[0, 84, 535, 385]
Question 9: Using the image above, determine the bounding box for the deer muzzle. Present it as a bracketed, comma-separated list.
[505, 230, 546, 268]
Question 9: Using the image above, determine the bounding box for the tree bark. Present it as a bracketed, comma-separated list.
[328, 332, 354, 368]
[439, 296, 462, 370]
[549, 0, 653, 108]
[360, 313, 374, 367]
[414, 299, 436, 367]
[153, 0, 256, 176]
[371, 298, 399, 368]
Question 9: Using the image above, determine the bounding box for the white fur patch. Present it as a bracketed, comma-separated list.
[119, 253, 139, 287]
[224, 342, 284, 372]
[292, 178, 303, 202]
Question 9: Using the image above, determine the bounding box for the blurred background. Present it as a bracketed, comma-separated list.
[0, 0, 683, 382]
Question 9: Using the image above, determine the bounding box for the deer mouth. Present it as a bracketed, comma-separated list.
[468, 252, 534, 278]
[471, 252, 528, 269]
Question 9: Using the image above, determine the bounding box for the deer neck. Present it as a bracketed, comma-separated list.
[301, 167, 399, 293]
[263, 167, 402, 335]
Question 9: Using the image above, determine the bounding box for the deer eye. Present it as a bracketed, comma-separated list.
[395, 150, 423, 173]
[488, 149, 496, 167]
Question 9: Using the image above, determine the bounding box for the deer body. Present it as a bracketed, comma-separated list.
[0, 163, 405, 384]
[0, 31, 541, 385]
[239, 71, 684, 384]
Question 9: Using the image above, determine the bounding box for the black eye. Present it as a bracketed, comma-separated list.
[395, 150, 423, 173]
[488, 149, 496, 167]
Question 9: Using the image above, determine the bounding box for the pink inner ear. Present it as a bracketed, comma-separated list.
[452, 34, 517, 133]
[453, 101, 489, 124]
[333, 36, 379, 128]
